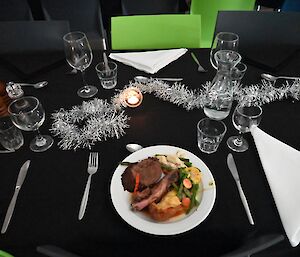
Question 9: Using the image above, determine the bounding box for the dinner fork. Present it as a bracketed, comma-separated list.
[191, 52, 207, 73]
[78, 152, 99, 220]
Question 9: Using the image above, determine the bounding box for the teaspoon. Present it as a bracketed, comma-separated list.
[134, 76, 183, 83]
[126, 143, 143, 153]
[261, 73, 300, 82]
[14, 81, 48, 89]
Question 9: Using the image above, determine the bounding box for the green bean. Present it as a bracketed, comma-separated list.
[177, 183, 183, 200]
[183, 187, 191, 198]
[160, 164, 174, 171]
[184, 161, 193, 167]
[172, 182, 178, 191]
[188, 183, 200, 213]
[119, 161, 137, 166]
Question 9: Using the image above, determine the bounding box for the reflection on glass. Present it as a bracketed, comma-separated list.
[63, 31, 98, 98]
[210, 32, 239, 69]
[8, 96, 53, 152]
[227, 104, 262, 152]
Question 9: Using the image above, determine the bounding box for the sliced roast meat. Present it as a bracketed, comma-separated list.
[131, 170, 179, 211]
[121, 157, 163, 192]
[131, 187, 151, 203]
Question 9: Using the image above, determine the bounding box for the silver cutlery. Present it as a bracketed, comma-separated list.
[8, 81, 48, 89]
[227, 153, 254, 225]
[78, 152, 99, 220]
[37, 245, 82, 257]
[0, 150, 15, 153]
[134, 76, 183, 83]
[191, 52, 207, 73]
[126, 143, 143, 153]
[220, 234, 284, 257]
[261, 73, 300, 82]
[1, 160, 30, 233]
[103, 52, 111, 72]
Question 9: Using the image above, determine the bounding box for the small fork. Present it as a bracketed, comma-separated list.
[78, 152, 99, 220]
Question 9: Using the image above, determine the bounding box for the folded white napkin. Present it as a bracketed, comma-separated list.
[251, 126, 300, 247]
[109, 48, 187, 74]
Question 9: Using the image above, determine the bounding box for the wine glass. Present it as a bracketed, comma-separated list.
[210, 32, 239, 69]
[227, 104, 263, 152]
[8, 96, 54, 152]
[63, 31, 98, 98]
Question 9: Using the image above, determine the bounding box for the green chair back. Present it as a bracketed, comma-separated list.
[0, 250, 14, 257]
[190, 0, 255, 48]
[111, 14, 201, 50]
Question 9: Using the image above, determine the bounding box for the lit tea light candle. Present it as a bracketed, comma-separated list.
[123, 87, 143, 108]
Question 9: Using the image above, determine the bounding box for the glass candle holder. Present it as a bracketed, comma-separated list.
[122, 87, 143, 108]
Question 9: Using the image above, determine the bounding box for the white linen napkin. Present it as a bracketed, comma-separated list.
[251, 126, 300, 247]
[109, 48, 187, 74]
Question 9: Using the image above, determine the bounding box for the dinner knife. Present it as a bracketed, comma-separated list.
[0, 150, 15, 153]
[220, 233, 284, 257]
[37, 245, 82, 257]
[227, 154, 254, 225]
[1, 160, 30, 234]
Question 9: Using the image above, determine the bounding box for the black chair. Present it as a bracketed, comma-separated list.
[0, 21, 70, 54]
[121, 0, 180, 15]
[256, 0, 284, 10]
[281, 0, 300, 11]
[214, 11, 300, 72]
[0, 0, 33, 21]
[40, 0, 107, 50]
[0, 20, 70, 78]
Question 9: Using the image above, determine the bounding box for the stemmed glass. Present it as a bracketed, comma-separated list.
[227, 104, 263, 152]
[63, 31, 98, 98]
[210, 32, 239, 69]
[8, 96, 54, 152]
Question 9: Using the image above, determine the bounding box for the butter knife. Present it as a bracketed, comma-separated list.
[1, 160, 30, 234]
[227, 154, 254, 225]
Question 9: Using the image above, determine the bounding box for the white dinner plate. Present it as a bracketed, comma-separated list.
[110, 145, 216, 235]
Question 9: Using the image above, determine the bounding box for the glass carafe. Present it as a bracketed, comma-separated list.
[204, 50, 241, 120]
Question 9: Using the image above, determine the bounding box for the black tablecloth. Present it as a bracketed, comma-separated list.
[0, 48, 300, 257]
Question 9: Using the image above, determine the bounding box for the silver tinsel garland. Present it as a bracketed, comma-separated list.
[112, 78, 300, 111]
[51, 99, 129, 150]
[51, 78, 300, 150]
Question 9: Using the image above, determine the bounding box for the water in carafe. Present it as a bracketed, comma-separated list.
[204, 50, 241, 120]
